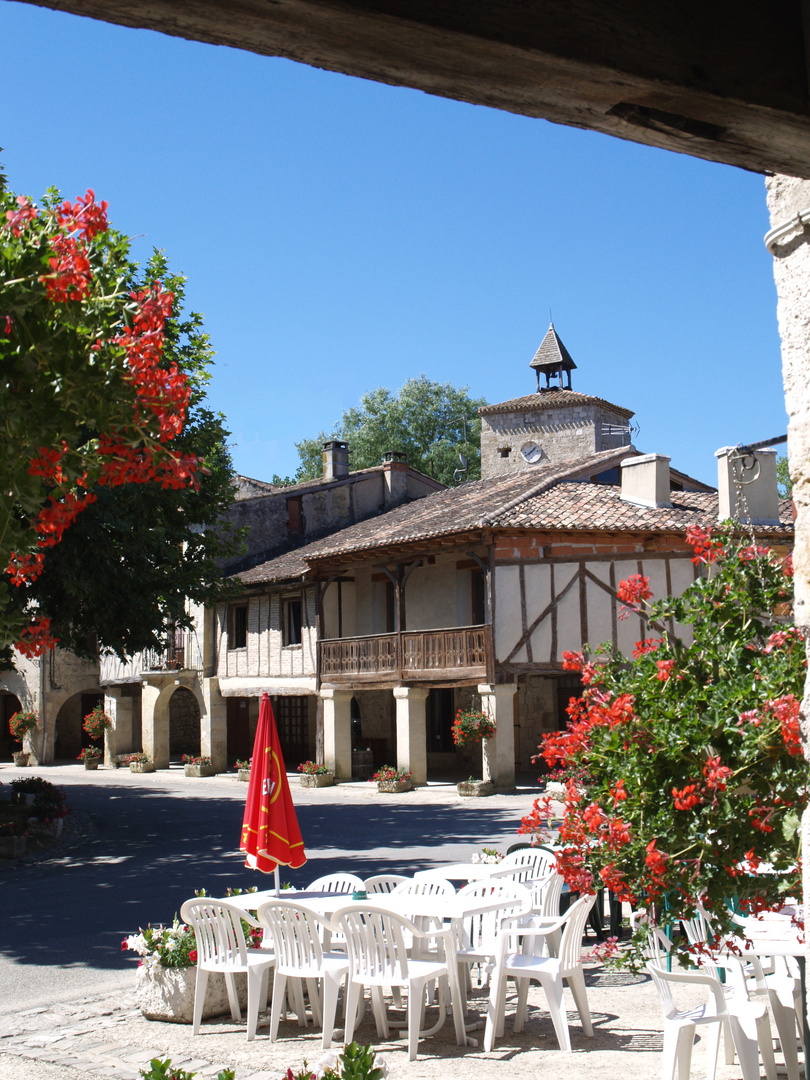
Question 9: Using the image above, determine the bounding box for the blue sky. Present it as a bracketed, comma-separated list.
[2, 1, 786, 486]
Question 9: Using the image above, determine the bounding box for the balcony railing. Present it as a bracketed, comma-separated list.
[319, 624, 492, 686]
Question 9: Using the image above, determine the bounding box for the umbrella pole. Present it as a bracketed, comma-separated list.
[274, 865, 280, 897]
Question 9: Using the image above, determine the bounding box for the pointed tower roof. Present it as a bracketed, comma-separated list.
[530, 323, 577, 390]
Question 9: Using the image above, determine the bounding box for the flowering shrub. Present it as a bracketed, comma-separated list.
[82, 704, 111, 741]
[451, 707, 495, 747]
[471, 847, 503, 864]
[123, 918, 198, 970]
[520, 527, 806, 958]
[11, 777, 70, 821]
[8, 710, 37, 742]
[371, 765, 412, 783]
[1, 184, 199, 659]
[297, 760, 328, 775]
[182, 755, 211, 767]
[285, 1043, 388, 1080]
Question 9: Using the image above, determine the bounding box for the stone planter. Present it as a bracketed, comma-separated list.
[457, 780, 494, 798]
[237, 768, 251, 782]
[135, 964, 246, 1023]
[12, 751, 29, 767]
[130, 761, 155, 774]
[299, 773, 334, 788]
[0, 835, 27, 858]
[84, 757, 101, 771]
[28, 817, 63, 840]
[377, 779, 413, 793]
[184, 764, 215, 778]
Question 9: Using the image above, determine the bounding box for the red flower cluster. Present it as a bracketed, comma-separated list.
[4, 194, 37, 237]
[5, 550, 45, 587]
[616, 574, 652, 605]
[768, 694, 802, 757]
[703, 755, 733, 791]
[56, 189, 108, 240]
[42, 234, 93, 302]
[34, 490, 98, 548]
[28, 444, 69, 485]
[632, 637, 662, 658]
[15, 617, 58, 658]
[685, 524, 724, 565]
[655, 659, 675, 681]
[672, 783, 701, 810]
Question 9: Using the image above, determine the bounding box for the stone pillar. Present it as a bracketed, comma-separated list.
[141, 682, 169, 769]
[478, 682, 517, 790]
[766, 174, 810, 1028]
[104, 688, 134, 765]
[202, 677, 228, 773]
[321, 688, 353, 779]
[393, 686, 429, 786]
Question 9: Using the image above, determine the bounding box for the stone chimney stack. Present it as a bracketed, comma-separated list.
[382, 450, 409, 506]
[620, 453, 672, 509]
[716, 446, 780, 525]
[322, 439, 350, 481]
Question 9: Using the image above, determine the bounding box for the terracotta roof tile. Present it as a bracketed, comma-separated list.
[479, 389, 634, 420]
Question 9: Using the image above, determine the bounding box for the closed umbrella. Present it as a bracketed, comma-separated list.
[240, 693, 306, 889]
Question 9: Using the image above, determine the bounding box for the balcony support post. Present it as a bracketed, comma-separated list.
[104, 687, 134, 764]
[478, 682, 517, 791]
[202, 677, 228, 774]
[393, 685, 429, 786]
[321, 687, 353, 779]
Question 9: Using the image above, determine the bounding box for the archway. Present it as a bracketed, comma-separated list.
[169, 687, 201, 761]
[54, 691, 104, 761]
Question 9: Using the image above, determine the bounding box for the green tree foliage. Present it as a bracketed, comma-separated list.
[520, 526, 805, 963]
[295, 375, 487, 486]
[1, 181, 242, 662]
[776, 454, 792, 497]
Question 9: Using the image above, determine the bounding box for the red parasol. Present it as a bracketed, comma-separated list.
[240, 693, 306, 876]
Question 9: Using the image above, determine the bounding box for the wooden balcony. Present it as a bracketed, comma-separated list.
[318, 624, 493, 687]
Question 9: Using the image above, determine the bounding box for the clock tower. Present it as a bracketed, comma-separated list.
[478, 324, 635, 480]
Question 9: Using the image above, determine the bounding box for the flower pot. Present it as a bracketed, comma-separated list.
[457, 780, 494, 798]
[12, 751, 29, 767]
[84, 757, 101, 770]
[184, 764, 215, 777]
[237, 768, 251, 782]
[129, 761, 155, 774]
[299, 773, 334, 788]
[28, 817, 63, 839]
[135, 964, 246, 1023]
[377, 779, 413, 793]
[0, 835, 27, 858]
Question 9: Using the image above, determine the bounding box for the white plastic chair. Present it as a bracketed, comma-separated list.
[256, 899, 349, 1049]
[333, 903, 467, 1061]
[453, 880, 532, 1012]
[365, 874, 409, 894]
[308, 872, 365, 893]
[180, 897, 276, 1042]
[484, 892, 596, 1052]
[647, 960, 777, 1080]
[498, 847, 556, 883]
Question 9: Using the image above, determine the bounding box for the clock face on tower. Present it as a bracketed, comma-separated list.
[521, 441, 544, 463]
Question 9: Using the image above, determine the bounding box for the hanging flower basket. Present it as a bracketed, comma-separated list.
[452, 708, 496, 747]
[82, 704, 112, 741]
[9, 710, 38, 743]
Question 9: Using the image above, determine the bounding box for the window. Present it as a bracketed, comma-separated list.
[283, 598, 303, 646]
[472, 568, 486, 625]
[229, 604, 247, 650]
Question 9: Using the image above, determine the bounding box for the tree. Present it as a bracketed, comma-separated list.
[295, 375, 487, 486]
[777, 454, 793, 497]
[1, 181, 241, 662]
[519, 526, 805, 963]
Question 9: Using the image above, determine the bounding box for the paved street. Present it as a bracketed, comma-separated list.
[0, 763, 537, 1017]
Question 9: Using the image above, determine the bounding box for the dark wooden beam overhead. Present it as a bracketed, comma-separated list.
[21, 0, 810, 177]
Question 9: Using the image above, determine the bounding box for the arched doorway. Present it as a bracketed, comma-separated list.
[54, 691, 104, 760]
[1, 693, 22, 761]
[169, 687, 201, 760]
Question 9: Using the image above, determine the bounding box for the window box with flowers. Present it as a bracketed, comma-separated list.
[297, 761, 334, 788]
[9, 709, 38, 766]
[127, 753, 155, 774]
[77, 747, 102, 770]
[234, 759, 251, 782]
[371, 765, 413, 793]
[182, 754, 214, 778]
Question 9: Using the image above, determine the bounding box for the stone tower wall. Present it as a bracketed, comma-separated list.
[480, 402, 631, 479]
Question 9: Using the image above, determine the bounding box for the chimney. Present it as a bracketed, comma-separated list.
[322, 439, 350, 481]
[382, 450, 409, 506]
[716, 446, 780, 525]
[620, 453, 672, 509]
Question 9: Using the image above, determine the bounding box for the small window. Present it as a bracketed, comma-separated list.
[229, 605, 248, 650]
[283, 599, 303, 646]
